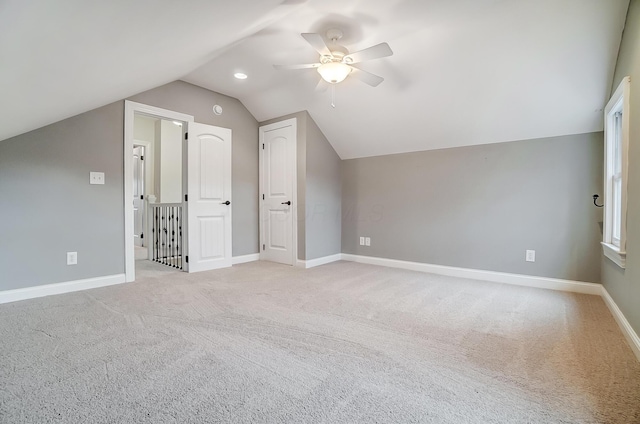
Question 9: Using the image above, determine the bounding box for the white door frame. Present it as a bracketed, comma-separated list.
[124, 100, 194, 282]
[259, 118, 298, 266]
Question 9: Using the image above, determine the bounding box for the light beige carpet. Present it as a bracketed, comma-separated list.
[1, 260, 638, 423]
[134, 246, 148, 261]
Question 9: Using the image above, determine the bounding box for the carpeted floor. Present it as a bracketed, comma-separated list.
[1, 260, 639, 423]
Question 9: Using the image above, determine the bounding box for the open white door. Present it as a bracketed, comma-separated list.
[187, 122, 232, 272]
[259, 118, 297, 265]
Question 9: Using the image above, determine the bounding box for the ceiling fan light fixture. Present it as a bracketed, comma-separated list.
[317, 62, 351, 84]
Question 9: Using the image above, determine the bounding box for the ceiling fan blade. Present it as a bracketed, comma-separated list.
[349, 67, 384, 87]
[343, 42, 393, 64]
[301, 33, 333, 57]
[273, 63, 320, 70]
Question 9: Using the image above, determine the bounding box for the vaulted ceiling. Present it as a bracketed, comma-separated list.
[0, 0, 630, 159]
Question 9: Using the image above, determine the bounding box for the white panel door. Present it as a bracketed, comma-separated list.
[259, 119, 296, 265]
[187, 122, 232, 272]
[133, 146, 145, 247]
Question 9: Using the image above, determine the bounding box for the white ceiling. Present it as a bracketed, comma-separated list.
[1, 0, 629, 159]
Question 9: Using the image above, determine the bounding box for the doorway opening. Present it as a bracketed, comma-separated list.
[132, 113, 186, 273]
[124, 101, 194, 282]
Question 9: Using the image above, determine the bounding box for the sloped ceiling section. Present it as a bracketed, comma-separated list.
[1, 0, 629, 159]
[0, 0, 302, 141]
[184, 0, 629, 159]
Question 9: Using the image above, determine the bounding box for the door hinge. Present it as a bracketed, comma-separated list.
[184, 194, 188, 202]
[185, 132, 188, 140]
[262, 143, 264, 149]
[262, 244, 265, 251]
[185, 255, 188, 263]
[140, 195, 143, 200]
[141, 155, 144, 161]
[262, 194, 264, 200]
[141, 233, 144, 239]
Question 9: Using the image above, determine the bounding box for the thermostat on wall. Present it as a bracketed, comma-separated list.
[213, 105, 223, 115]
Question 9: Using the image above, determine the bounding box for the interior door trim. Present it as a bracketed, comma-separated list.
[258, 118, 298, 266]
[124, 100, 194, 282]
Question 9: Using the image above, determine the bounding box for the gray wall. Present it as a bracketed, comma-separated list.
[0, 81, 259, 291]
[0, 103, 125, 290]
[602, 0, 640, 334]
[260, 111, 341, 261]
[342, 133, 603, 283]
[130, 81, 259, 257]
[305, 113, 341, 260]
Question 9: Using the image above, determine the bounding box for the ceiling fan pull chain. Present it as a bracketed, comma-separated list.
[331, 84, 336, 108]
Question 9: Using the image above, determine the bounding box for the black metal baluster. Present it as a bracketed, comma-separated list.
[149, 205, 185, 270]
[156, 206, 159, 262]
[174, 207, 178, 268]
[156, 206, 160, 262]
[176, 206, 180, 269]
[151, 207, 155, 262]
[159, 206, 163, 264]
[161, 206, 166, 265]
[151, 207, 155, 261]
[171, 207, 175, 268]
[158, 206, 162, 264]
[164, 206, 168, 265]
[153, 207, 158, 262]
[157, 206, 160, 262]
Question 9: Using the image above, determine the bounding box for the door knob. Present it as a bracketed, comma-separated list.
[281, 201, 291, 205]
[221, 200, 231, 205]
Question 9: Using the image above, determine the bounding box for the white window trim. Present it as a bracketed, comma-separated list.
[602, 76, 630, 269]
[602, 242, 626, 268]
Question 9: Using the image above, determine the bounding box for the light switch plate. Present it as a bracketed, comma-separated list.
[359, 237, 365, 246]
[526, 250, 536, 262]
[365, 237, 371, 246]
[90, 172, 105, 185]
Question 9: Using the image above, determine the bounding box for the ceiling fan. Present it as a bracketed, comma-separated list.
[274, 29, 393, 87]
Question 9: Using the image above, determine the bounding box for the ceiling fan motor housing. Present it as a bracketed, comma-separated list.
[321, 49, 347, 64]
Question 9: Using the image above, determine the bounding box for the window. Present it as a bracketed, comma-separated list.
[602, 76, 630, 268]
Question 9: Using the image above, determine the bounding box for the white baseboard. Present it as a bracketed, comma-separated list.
[232, 253, 260, 265]
[601, 287, 640, 361]
[298, 254, 342, 269]
[340, 254, 602, 295]
[0, 274, 127, 305]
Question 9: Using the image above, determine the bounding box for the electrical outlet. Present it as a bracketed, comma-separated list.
[67, 251, 78, 265]
[365, 237, 371, 246]
[359, 237, 365, 246]
[90, 172, 105, 185]
[526, 250, 535, 262]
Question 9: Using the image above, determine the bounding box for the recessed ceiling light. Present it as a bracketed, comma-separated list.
[234, 72, 248, 80]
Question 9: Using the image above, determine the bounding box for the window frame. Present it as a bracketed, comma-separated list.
[602, 76, 630, 268]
